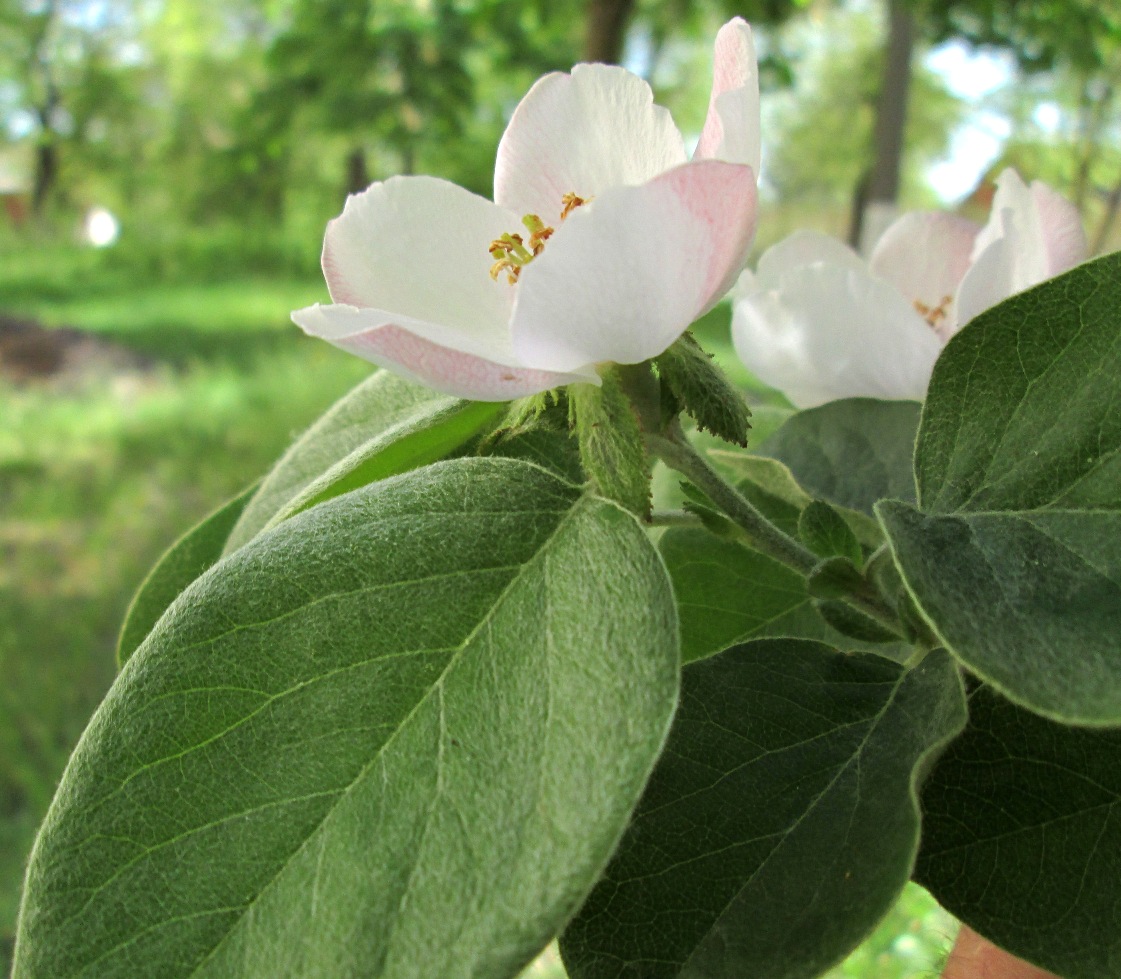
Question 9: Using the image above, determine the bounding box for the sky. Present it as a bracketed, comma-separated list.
[923, 41, 1014, 202]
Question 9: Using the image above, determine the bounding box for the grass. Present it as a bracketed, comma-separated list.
[0, 242, 369, 966]
[0, 238, 956, 976]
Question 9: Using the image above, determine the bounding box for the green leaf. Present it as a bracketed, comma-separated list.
[761, 398, 921, 515]
[708, 452, 810, 537]
[570, 374, 650, 517]
[561, 640, 966, 979]
[915, 252, 1121, 514]
[706, 450, 881, 549]
[225, 370, 502, 552]
[878, 502, 1121, 725]
[116, 484, 256, 668]
[655, 333, 752, 447]
[14, 459, 679, 979]
[806, 557, 867, 600]
[799, 500, 863, 565]
[479, 421, 583, 484]
[659, 528, 908, 663]
[916, 685, 1121, 979]
[882, 255, 1121, 726]
[659, 528, 812, 663]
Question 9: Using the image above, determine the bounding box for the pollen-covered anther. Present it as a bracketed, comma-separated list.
[560, 192, 591, 220]
[522, 213, 554, 255]
[914, 294, 953, 329]
[488, 215, 555, 284]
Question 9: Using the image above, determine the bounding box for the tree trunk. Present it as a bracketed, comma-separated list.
[1092, 169, 1121, 255]
[345, 146, 369, 195]
[849, 0, 914, 251]
[585, 0, 635, 65]
[31, 140, 58, 215]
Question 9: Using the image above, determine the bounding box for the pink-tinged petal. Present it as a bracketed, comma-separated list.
[322, 175, 519, 361]
[732, 263, 943, 408]
[510, 160, 757, 372]
[292, 304, 597, 401]
[694, 18, 761, 173]
[1031, 179, 1087, 276]
[754, 230, 865, 286]
[956, 170, 1086, 332]
[870, 211, 980, 341]
[954, 217, 1020, 331]
[494, 64, 688, 219]
[972, 169, 1086, 293]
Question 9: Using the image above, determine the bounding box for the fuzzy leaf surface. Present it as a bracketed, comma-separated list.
[561, 640, 966, 979]
[761, 399, 920, 515]
[659, 528, 908, 663]
[879, 503, 1121, 725]
[917, 685, 1121, 979]
[14, 459, 679, 979]
[915, 251, 1121, 515]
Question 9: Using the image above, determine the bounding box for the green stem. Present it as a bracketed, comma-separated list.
[650, 428, 819, 575]
[650, 425, 904, 636]
[648, 509, 704, 528]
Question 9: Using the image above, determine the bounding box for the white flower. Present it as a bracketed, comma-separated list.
[293, 19, 760, 402]
[732, 168, 1088, 408]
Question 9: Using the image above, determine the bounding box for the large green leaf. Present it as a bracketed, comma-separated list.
[659, 528, 907, 663]
[880, 254, 1121, 726]
[116, 484, 256, 667]
[225, 370, 502, 552]
[879, 503, 1121, 725]
[760, 399, 921, 515]
[14, 459, 679, 979]
[916, 685, 1121, 979]
[561, 640, 966, 979]
[914, 252, 1121, 515]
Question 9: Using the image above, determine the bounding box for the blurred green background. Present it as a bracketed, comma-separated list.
[2, 0, 1118, 972]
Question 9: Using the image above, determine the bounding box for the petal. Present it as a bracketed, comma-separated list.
[971, 168, 1086, 293]
[694, 18, 761, 173]
[510, 160, 757, 372]
[322, 175, 518, 362]
[954, 216, 1020, 330]
[754, 229, 865, 287]
[1030, 178, 1087, 276]
[292, 304, 596, 401]
[494, 64, 688, 219]
[955, 169, 1087, 332]
[870, 211, 980, 340]
[732, 263, 943, 408]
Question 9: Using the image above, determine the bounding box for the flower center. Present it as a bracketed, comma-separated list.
[914, 294, 953, 330]
[489, 192, 591, 285]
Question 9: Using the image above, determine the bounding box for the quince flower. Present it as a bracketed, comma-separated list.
[732, 168, 1087, 408]
[292, 20, 760, 401]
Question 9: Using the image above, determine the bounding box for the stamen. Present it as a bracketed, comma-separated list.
[560, 192, 590, 220]
[487, 193, 591, 285]
[914, 294, 953, 329]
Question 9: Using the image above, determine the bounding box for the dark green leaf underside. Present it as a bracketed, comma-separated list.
[761, 398, 920, 515]
[879, 501, 1121, 726]
[561, 640, 966, 979]
[15, 458, 679, 979]
[917, 686, 1121, 979]
[659, 528, 909, 663]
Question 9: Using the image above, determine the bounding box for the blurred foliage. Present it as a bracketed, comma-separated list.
[764, 8, 965, 211]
